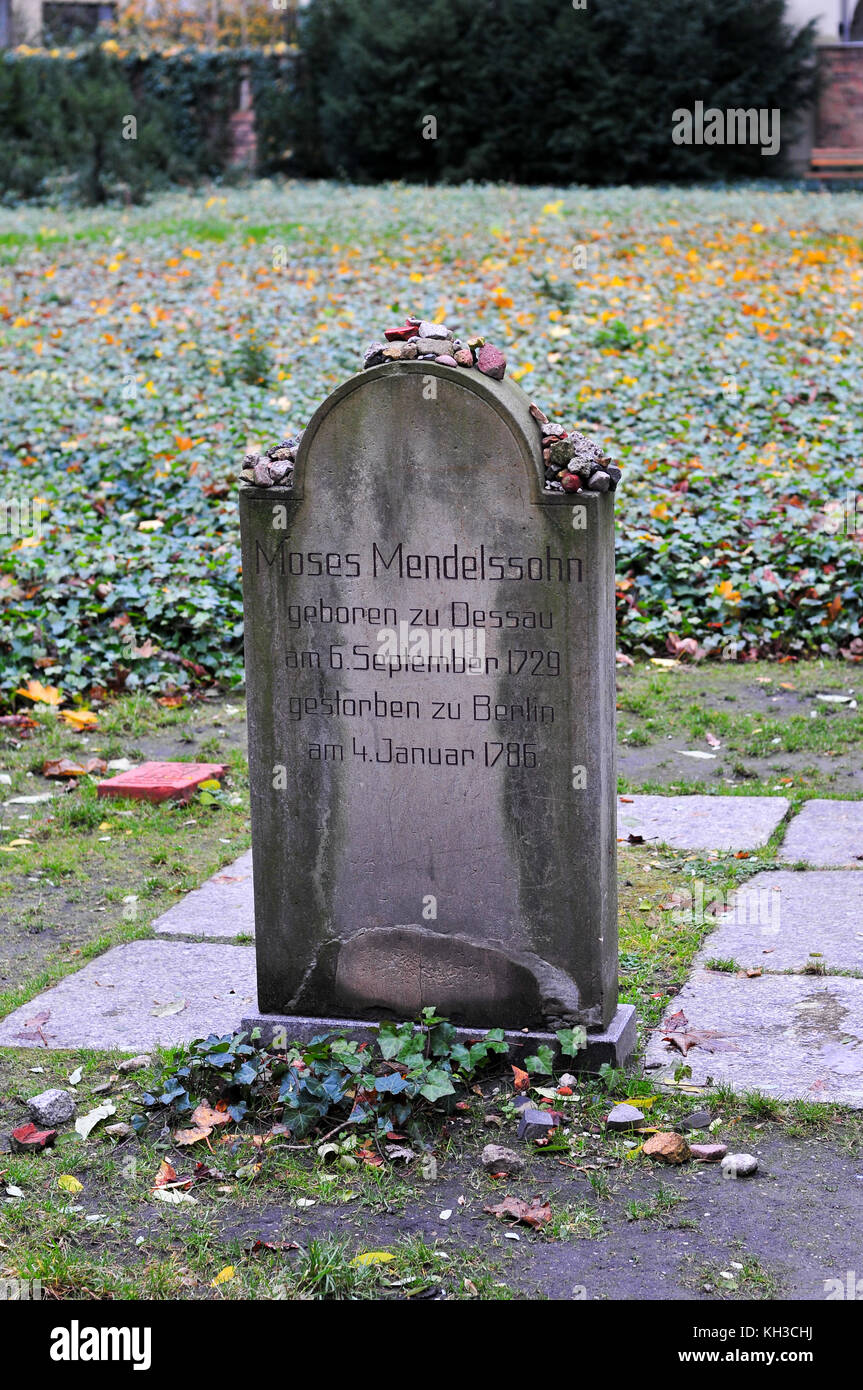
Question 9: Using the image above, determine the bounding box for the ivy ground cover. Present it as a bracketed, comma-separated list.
[1, 181, 861, 703]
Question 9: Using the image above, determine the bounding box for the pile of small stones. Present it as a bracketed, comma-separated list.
[238, 318, 618, 496]
[528, 402, 621, 495]
[363, 318, 507, 379]
[238, 432, 303, 489]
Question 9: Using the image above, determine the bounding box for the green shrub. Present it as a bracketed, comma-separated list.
[297, 0, 817, 183]
[0, 45, 299, 204]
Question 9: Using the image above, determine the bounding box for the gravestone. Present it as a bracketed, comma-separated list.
[240, 360, 634, 1064]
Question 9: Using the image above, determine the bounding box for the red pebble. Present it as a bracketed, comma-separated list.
[561, 474, 582, 492]
[384, 325, 417, 341]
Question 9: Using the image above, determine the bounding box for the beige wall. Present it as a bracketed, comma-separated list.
[785, 0, 841, 40]
[11, 0, 42, 42]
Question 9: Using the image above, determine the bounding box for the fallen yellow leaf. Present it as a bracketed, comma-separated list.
[351, 1251, 395, 1267]
[15, 679, 63, 705]
[58, 1175, 83, 1193]
[60, 710, 98, 730]
[211, 1266, 235, 1286]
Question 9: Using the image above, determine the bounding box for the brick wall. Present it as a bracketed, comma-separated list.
[817, 44, 863, 146]
[229, 68, 257, 170]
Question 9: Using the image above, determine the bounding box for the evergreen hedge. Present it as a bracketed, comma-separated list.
[297, 0, 818, 183]
[0, 0, 818, 202]
[0, 44, 298, 203]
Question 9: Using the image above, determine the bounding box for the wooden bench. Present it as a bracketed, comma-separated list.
[807, 147, 863, 179]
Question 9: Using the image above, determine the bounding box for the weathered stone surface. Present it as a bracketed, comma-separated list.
[549, 440, 575, 469]
[692, 870, 863, 974]
[410, 336, 454, 356]
[680, 1109, 713, 1132]
[117, 1055, 151, 1073]
[476, 343, 506, 379]
[239, 361, 620, 1035]
[481, 1143, 525, 1174]
[28, 1088, 75, 1126]
[321, 925, 582, 1024]
[618, 794, 789, 851]
[780, 799, 863, 867]
[517, 1107, 560, 1142]
[690, 1142, 727, 1161]
[643, 1132, 690, 1164]
[418, 321, 451, 339]
[153, 849, 254, 940]
[381, 342, 418, 362]
[0, 942, 256, 1050]
[721, 1152, 758, 1178]
[644, 970, 863, 1106]
[454, 349, 474, 367]
[605, 1103, 645, 1132]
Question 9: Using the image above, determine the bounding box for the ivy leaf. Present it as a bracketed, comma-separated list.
[556, 1027, 587, 1057]
[524, 1045, 555, 1075]
[418, 1070, 456, 1103]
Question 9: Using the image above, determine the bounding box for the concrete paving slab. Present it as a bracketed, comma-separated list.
[644, 970, 863, 1106]
[0, 941, 257, 1051]
[152, 850, 254, 939]
[617, 794, 788, 851]
[780, 799, 863, 867]
[692, 870, 863, 975]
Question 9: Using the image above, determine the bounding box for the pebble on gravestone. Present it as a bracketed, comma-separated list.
[381, 342, 419, 362]
[27, 1088, 75, 1127]
[409, 336, 455, 356]
[477, 343, 507, 379]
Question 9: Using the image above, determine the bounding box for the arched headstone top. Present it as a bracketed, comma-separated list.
[289, 360, 557, 506]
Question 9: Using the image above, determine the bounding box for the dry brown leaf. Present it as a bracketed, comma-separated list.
[511, 1064, 530, 1093]
[191, 1104, 233, 1130]
[174, 1127, 213, 1146]
[483, 1194, 552, 1229]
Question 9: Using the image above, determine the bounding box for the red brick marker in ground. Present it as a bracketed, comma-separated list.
[96, 761, 227, 804]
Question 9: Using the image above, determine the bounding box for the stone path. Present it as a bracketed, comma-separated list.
[153, 849, 254, 940]
[2, 795, 862, 1107]
[779, 798, 863, 867]
[0, 941, 256, 1051]
[638, 798, 863, 1105]
[618, 793, 788, 851]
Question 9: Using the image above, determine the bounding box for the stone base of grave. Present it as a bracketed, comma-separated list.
[241, 1003, 637, 1071]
